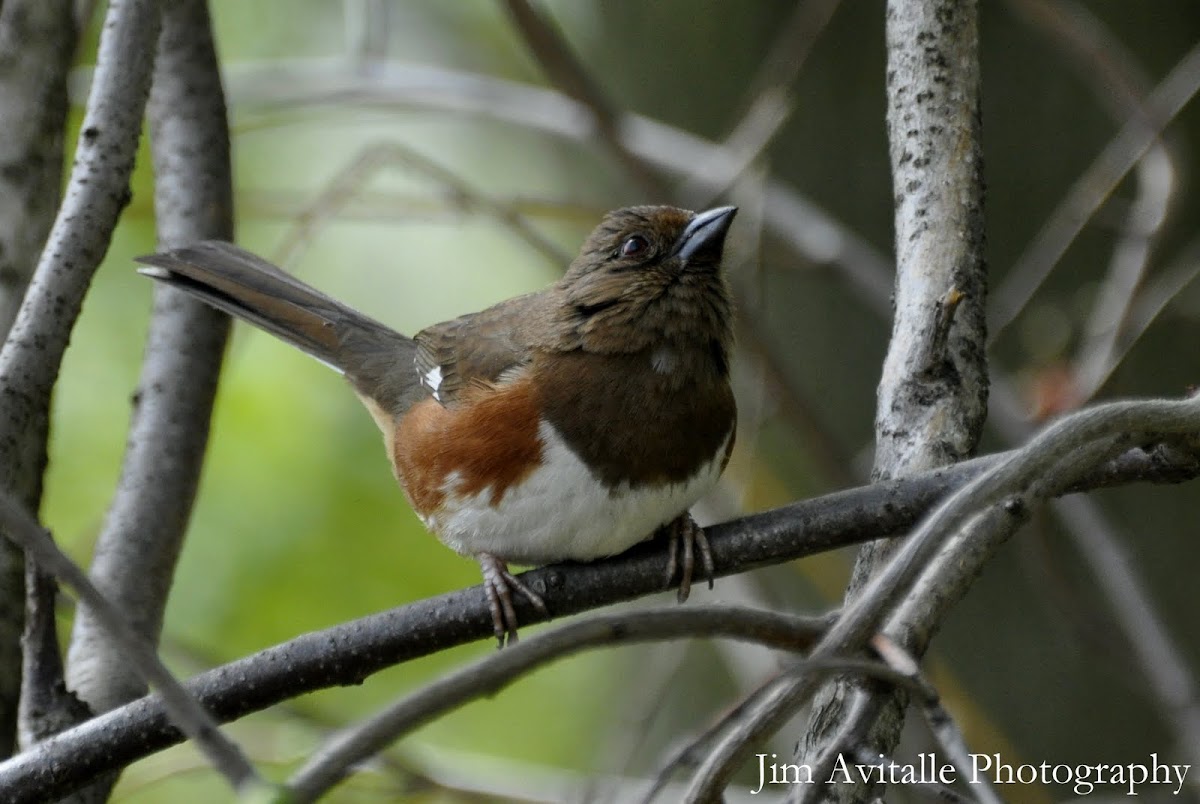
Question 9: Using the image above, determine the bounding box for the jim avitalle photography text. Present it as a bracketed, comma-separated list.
[751, 751, 1192, 797]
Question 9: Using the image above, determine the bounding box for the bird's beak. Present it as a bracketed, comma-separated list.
[672, 206, 738, 264]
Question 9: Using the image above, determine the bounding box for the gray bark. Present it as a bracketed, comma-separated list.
[0, 0, 159, 759]
[798, 0, 989, 799]
[66, 0, 232, 718]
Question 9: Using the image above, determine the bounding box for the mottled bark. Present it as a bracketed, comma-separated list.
[67, 0, 232, 718]
[798, 0, 989, 799]
[0, 0, 155, 759]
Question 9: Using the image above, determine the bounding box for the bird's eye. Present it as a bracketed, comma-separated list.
[620, 235, 649, 258]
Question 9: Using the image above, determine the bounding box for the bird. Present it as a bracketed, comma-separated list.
[137, 205, 738, 645]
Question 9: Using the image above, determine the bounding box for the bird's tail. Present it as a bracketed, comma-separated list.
[137, 241, 423, 414]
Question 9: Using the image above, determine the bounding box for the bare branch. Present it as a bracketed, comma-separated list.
[0, 432, 1196, 801]
[0, 0, 162, 760]
[65, 0, 233, 727]
[500, 0, 668, 198]
[1081, 239, 1200, 402]
[271, 142, 569, 269]
[991, 37, 1200, 337]
[0, 0, 77, 338]
[1007, 0, 1180, 403]
[208, 59, 896, 309]
[682, 392, 1200, 799]
[798, 1, 990, 795]
[870, 634, 1002, 804]
[872, 0, 988, 478]
[988, 377, 1200, 772]
[0, 0, 79, 759]
[0, 490, 261, 794]
[285, 607, 827, 802]
[18, 565, 91, 746]
[681, 0, 844, 204]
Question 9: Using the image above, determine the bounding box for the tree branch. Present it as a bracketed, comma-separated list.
[500, 0, 668, 198]
[64, 0, 233, 741]
[798, 1, 990, 796]
[990, 36, 1200, 337]
[0, 0, 80, 760]
[286, 606, 827, 802]
[0, 0, 162, 759]
[682, 393, 1200, 800]
[0, 0, 77, 339]
[0, 490, 262, 795]
[0, 434, 1196, 801]
[873, 0, 989, 478]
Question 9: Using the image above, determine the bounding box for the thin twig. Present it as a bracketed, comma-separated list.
[990, 37, 1200, 338]
[0, 436, 1195, 801]
[206, 58, 897, 309]
[271, 142, 569, 269]
[500, 0, 667, 198]
[681, 0, 844, 205]
[1073, 148, 1172, 401]
[870, 635, 1001, 804]
[683, 394, 1200, 799]
[1088, 239, 1200, 396]
[641, 673, 779, 804]
[793, 506, 1026, 804]
[644, 657, 927, 804]
[1008, 0, 1178, 403]
[285, 606, 827, 802]
[0, 491, 261, 793]
[988, 378, 1200, 776]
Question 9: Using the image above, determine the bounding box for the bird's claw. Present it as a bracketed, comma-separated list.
[477, 553, 548, 647]
[660, 513, 714, 602]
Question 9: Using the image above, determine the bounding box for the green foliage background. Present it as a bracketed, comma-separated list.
[37, 1, 1200, 801]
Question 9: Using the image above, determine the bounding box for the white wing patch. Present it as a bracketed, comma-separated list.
[423, 364, 444, 401]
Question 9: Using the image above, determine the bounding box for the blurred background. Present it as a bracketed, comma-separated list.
[48, 1, 1200, 801]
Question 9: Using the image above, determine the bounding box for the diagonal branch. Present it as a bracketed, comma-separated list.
[500, 0, 668, 198]
[0, 0, 81, 760]
[0, 432, 1196, 801]
[990, 37, 1200, 337]
[683, 393, 1200, 800]
[270, 142, 569, 269]
[0, 491, 261, 794]
[286, 607, 827, 802]
[1008, 0, 1180, 404]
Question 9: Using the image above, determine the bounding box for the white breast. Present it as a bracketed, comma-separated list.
[425, 419, 730, 565]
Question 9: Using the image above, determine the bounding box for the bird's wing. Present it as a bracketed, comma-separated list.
[414, 292, 546, 405]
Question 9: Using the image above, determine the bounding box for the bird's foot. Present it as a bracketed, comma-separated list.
[660, 512, 715, 603]
[477, 553, 548, 647]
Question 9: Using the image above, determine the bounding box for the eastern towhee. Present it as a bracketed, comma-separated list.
[137, 205, 738, 644]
